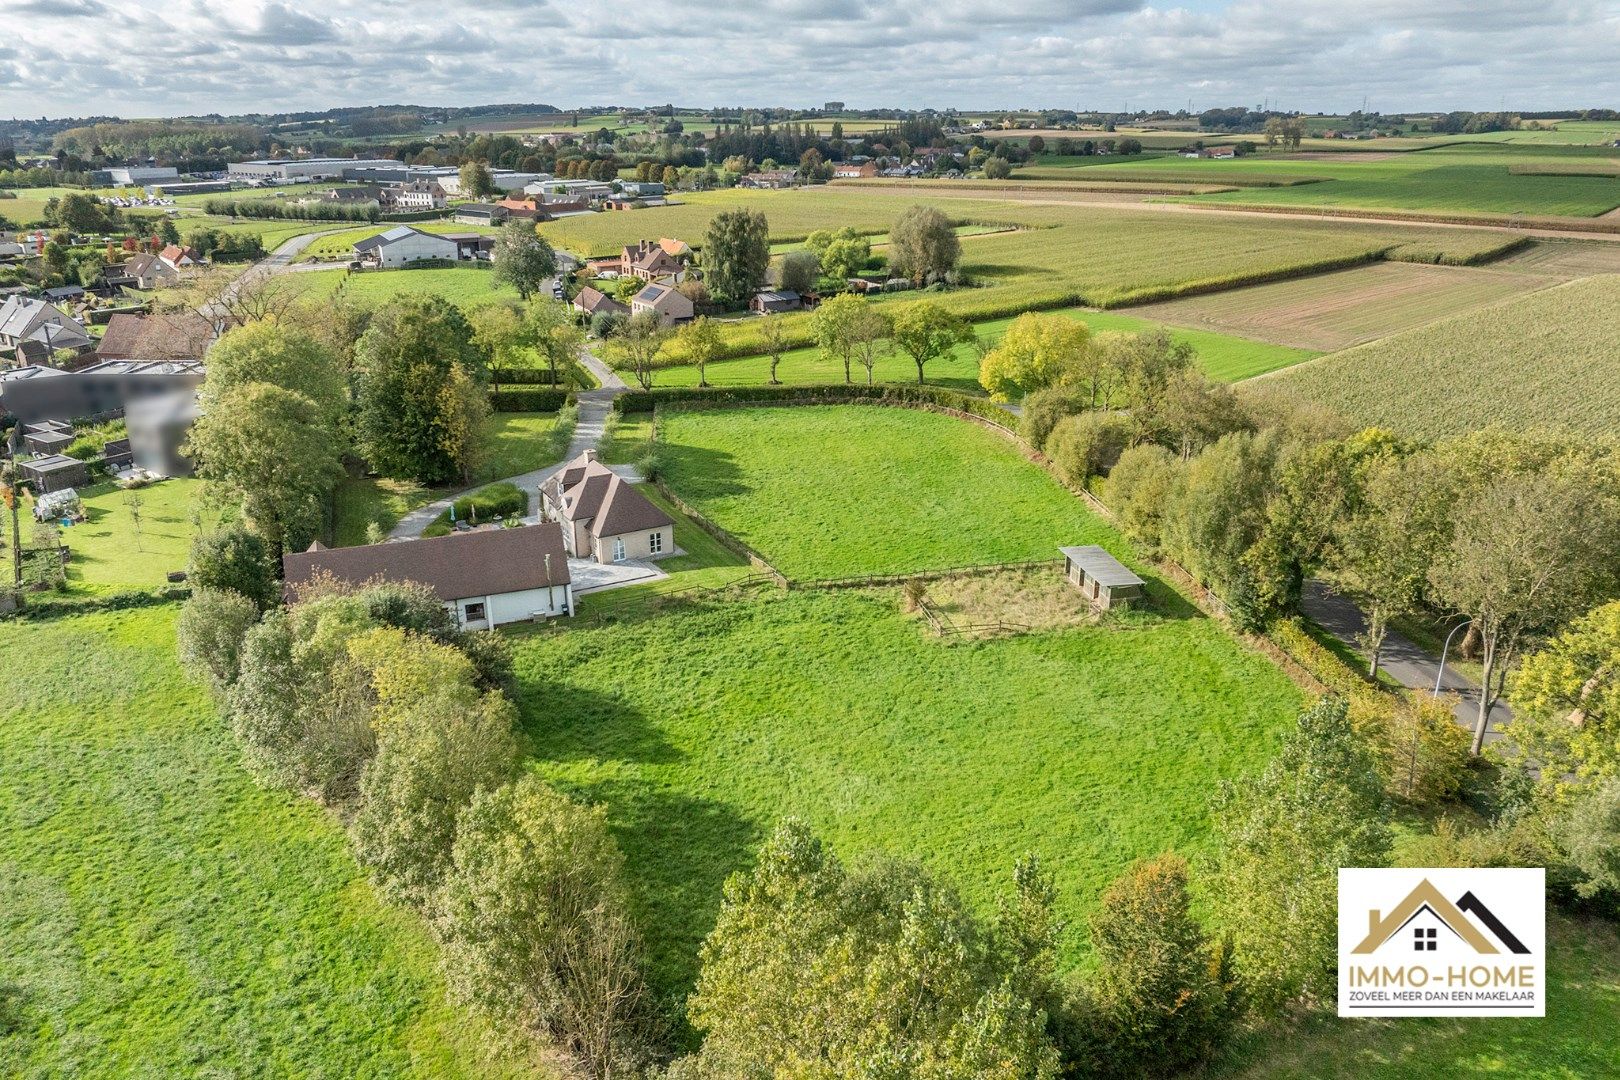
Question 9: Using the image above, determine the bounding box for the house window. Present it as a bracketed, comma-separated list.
[1414, 927, 1437, 952]
[463, 601, 487, 623]
[612, 537, 626, 562]
[648, 531, 663, 554]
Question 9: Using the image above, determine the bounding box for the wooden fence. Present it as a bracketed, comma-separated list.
[916, 596, 1030, 639]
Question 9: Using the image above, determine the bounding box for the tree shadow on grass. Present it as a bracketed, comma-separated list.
[512, 681, 682, 767]
[659, 442, 750, 501]
[539, 775, 762, 1043]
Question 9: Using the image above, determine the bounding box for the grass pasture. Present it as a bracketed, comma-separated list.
[511, 585, 1301, 1002]
[656, 405, 1117, 580]
[289, 264, 519, 309]
[1264, 274, 1620, 438]
[645, 305, 1316, 391]
[1127, 261, 1556, 352]
[0, 607, 538, 1077]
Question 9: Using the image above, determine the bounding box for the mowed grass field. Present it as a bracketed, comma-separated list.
[646, 305, 1316, 391]
[0, 607, 540, 1077]
[657, 406, 1118, 580]
[1127, 260, 1557, 352]
[53, 479, 223, 594]
[510, 584, 1300, 1001]
[290, 265, 519, 309]
[1264, 274, 1620, 438]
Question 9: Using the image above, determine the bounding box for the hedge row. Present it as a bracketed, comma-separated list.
[613, 383, 1015, 426]
[490, 388, 573, 412]
[492, 368, 561, 385]
[1204, 201, 1620, 236]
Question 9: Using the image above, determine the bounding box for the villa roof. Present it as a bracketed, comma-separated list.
[282, 522, 571, 603]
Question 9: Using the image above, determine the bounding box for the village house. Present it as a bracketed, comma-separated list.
[282, 523, 575, 630]
[833, 161, 879, 178]
[541, 449, 675, 564]
[630, 281, 694, 326]
[739, 169, 798, 189]
[496, 196, 545, 220]
[379, 180, 446, 211]
[104, 252, 179, 291]
[0, 296, 93, 363]
[352, 225, 491, 267]
[157, 244, 202, 271]
[572, 285, 630, 320]
[624, 239, 686, 282]
[95, 312, 215, 362]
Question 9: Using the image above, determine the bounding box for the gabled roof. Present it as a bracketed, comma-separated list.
[96, 313, 215, 362]
[282, 522, 572, 603]
[544, 451, 673, 539]
[573, 286, 628, 316]
[352, 225, 454, 251]
[632, 282, 691, 312]
[0, 295, 74, 340]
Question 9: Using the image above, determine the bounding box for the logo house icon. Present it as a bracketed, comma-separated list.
[1351, 878, 1531, 957]
[1338, 867, 1545, 1018]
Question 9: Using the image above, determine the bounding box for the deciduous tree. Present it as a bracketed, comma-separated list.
[888, 204, 960, 285]
[978, 311, 1092, 402]
[491, 220, 558, 301]
[702, 208, 770, 309]
[673, 315, 723, 388]
[892, 301, 971, 385]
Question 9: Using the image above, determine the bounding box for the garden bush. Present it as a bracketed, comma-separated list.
[612, 382, 1016, 427]
[1045, 411, 1135, 485]
[1019, 385, 1092, 451]
[491, 388, 572, 412]
[422, 482, 528, 537]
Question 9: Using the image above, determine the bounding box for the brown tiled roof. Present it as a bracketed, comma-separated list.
[96, 313, 216, 361]
[573, 286, 628, 315]
[544, 451, 673, 539]
[282, 522, 571, 602]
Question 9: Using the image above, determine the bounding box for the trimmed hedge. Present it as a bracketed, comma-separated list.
[492, 368, 561, 386]
[613, 383, 1016, 426]
[490, 388, 573, 412]
[422, 482, 529, 538]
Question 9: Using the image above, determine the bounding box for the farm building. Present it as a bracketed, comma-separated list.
[750, 290, 802, 314]
[281, 523, 575, 629]
[353, 226, 460, 267]
[20, 454, 89, 494]
[453, 203, 509, 226]
[1059, 545, 1145, 610]
[541, 449, 675, 564]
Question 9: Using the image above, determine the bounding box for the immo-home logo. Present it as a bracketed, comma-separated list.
[1338, 868, 1545, 1018]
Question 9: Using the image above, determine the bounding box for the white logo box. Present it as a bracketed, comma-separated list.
[1338, 867, 1545, 1018]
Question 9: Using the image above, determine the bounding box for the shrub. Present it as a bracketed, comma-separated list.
[1103, 444, 1181, 553]
[1073, 853, 1241, 1077]
[1018, 385, 1091, 451]
[437, 775, 651, 1078]
[679, 818, 1060, 1078]
[1045, 411, 1134, 486]
[611, 383, 1015, 428]
[189, 525, 279, 610]
[590, 311, 625, 339]
[176, 587, 262, 693]
[423, 482, 528, 537]
[1556, 779, 1620, 907]
[350, 679, 520, 908]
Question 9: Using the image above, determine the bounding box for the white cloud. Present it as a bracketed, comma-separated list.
[0, 0, 1615, 116]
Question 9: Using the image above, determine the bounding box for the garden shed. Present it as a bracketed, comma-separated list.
[1059, 545, 1145, 610]
[21, 454, 89, 495]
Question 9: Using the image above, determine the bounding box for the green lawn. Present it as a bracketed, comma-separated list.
[511, 586, 1299, 1003]
[0, 606, 541, 1076]
[1225, 914, 1619, 1078]
[657, 406, 1119, 580]
[53, 479, 223, 594]
[573, 485, 753, 615]
[331, 413, 564, 546]
[290, 265, 519, 309]
[645, 306, 1317, 392]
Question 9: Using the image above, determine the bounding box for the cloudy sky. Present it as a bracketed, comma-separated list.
[2, 0, 1617, 119]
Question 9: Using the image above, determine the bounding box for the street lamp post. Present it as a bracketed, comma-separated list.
[1434, 618, 1471, 697]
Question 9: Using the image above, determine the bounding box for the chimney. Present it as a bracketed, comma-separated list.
[583, 449, 598, 463]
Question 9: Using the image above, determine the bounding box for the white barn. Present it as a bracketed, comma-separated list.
[352, 225, 461, 268]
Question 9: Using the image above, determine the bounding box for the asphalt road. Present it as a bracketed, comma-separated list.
[1301, 580, 1511, 747]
